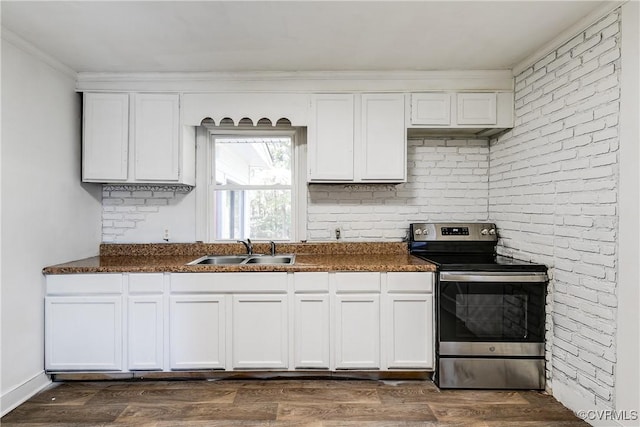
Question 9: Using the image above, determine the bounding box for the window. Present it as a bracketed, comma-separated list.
[196, 126, 305, 243]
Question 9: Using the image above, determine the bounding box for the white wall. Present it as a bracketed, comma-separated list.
[616, 2, 640, 424]
[490, 8, 623, 421]
[0, 36, 102, 414]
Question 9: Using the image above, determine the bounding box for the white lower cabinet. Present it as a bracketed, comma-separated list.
[128, 295, 164, 370]
[293, 272, 330, 369]
[232, 295, 288, 369]
[45, 271, 434, 373]
[169, 295, 226, 370]
[128, 273, 165, 371]
[45, 295, 123, 371]
[334, 272, 381, 370]
[384, 294, 434, 369]
[383, 272, 435, 370]
[334, 294, 381, 369]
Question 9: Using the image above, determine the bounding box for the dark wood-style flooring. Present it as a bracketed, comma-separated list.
[2, 379, 589, 426]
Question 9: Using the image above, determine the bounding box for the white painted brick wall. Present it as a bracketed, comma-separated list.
[102, 185, 194, 243]
[490, 10, 620, 409]
[306, 138, 490, 240]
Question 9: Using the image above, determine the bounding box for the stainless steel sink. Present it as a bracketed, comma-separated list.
[186, 255, 249, 265]
[187, 254, 295, 266]
[243, 255, 295, 265]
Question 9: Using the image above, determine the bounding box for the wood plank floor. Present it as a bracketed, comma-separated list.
[1, 379, 589, 426]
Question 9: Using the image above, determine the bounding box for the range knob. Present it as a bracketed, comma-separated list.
[415, 229, 422, 235]
[489, 228, 496, 235]
[480, 228, 489, 235]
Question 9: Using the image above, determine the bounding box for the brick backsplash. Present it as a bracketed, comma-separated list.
[306, 138, 490, 240]
[101, 138, 491, 243]
[102, 185, 192, 243]
[490, 10, 620, 408]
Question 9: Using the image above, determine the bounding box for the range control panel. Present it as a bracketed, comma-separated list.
[410, 223, 497, 242]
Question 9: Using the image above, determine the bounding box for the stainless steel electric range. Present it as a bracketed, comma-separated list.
[409, 223, 548, 390]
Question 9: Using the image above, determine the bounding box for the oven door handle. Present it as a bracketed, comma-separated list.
[439, 272, 548, 282]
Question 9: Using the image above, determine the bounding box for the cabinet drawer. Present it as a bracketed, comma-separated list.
[387, 272, 433, 293]
[170, 273, 287, 293]
[294, 272, 329, 292]
[334, 272, 380, 293]
[46, 274, 123, 295]
[128, 273, 164, 293]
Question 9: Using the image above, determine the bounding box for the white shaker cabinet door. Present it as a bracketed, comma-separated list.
[308, 94, 355, 181]
[45, 296, 123, 371]
[232, 294, 288, 369]
[128, 295, 164, 370]
[134, 93, 180, 181]
[410, 93, 451, 125]
[384, 294, 434, 369]
[360, 93, 406, 181]
[82, 92, 129, 182]
[456, 92, 497, 125]
[169, 295, 226, 370]
[294, 294, 330, 369]
[334, 294, 380, 369]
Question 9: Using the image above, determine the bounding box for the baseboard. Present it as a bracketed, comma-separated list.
[553, 380, 624, 427]
[1, 371, 51, 417]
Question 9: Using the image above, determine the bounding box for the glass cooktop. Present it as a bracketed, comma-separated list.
[412, 253, 548, 273]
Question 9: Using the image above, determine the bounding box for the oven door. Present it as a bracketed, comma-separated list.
[438, 272, 547, 357]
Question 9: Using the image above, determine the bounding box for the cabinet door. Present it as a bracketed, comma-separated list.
[411, 93, 451, 125]
[232, 295, 288, 369]
[384, 294, 434, 369]
[360, 93, 406, 181]
[169, 295, 225, 370]
[308, 94, 354, 181]
[334, 294, 380, 369]
[457, 93, 497, 125]
[128, 295, 163, 370]
[134, 93, 180, 181]
[45, 296, 123, 371]
[294, 294, 330, 369]
[82, 93, 129, 181]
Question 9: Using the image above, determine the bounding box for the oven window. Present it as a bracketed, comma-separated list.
[439, 282, 545, 343]
[455, 294, 528, 339]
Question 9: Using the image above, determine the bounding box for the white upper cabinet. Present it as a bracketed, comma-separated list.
[456, 92, 497, 125]
[82, 93, 129, 181]
[410, 93, 451, 125]
[409, 91, 513, 131]
[308, 94, 355, 181]
[82, 92, 195, 185]
[308, 93, 407, 183]
[360, 94, 406, 181]
[134, 93, 180, 181]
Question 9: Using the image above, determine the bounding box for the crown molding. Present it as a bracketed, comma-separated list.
[76, 70, 514, 93]
[512, 1, 626, 76]
[1, 27, 77, 79]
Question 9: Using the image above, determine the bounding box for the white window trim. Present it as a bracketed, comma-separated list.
[195, 126, 307, 243]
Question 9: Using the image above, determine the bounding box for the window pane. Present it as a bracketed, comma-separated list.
[215, 137, 291, 185]
[214, 189, 291, 240]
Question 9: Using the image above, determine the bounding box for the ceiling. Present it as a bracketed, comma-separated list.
[1, 1, 611, 73]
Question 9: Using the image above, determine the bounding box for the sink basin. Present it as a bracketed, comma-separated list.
[243, 255, 295, 265]
[187, 255, 249, 265]
[187, 254, 295, 266]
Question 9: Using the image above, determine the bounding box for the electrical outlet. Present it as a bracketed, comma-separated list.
[335, 227, 341, 240]
[163, 227, 170, 242]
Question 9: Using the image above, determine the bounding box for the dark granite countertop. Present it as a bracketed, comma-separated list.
[43, 242, 436, 274]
